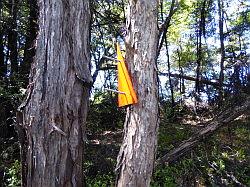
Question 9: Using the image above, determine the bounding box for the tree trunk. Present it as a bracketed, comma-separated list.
[165, 38, 175, 107]
[21, 0, 38, 83]
[195, 16, 202, 93]
[0, 17, 6, 76]
[8, 0, 18, 74]
[17, 0, 92, 186]
[0, 31, 5, 76]
[116, 1, 159, 186]
[218, 0, 225, 102]
[157, 0, 178, 56]
[195, 0, 207, 93]
[0, 0, 8, 76]
[0, 0, 4, 76]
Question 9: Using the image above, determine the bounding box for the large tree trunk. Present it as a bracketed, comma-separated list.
[115, 1, 159, 186]
[17, 0, 92, 186]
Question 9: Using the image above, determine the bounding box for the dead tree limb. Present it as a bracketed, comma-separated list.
[159, 71, 230, 88]
[99, 66, 231, 88]
[156, 95, 250, 166]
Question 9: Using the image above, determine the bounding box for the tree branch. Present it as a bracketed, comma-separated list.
[157, 0, 179, 57]
[156, 95, 250, 166]
[159, 71, 230, 88]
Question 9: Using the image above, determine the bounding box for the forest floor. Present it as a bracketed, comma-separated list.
[1, 98, 249, 186]
[85, 104, 250, 186]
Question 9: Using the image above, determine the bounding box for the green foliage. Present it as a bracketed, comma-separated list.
[151, 108, 250, 186]
[167, 0, 196, 43]
[152, 157, 198, 186]
[86, 173, 115, 187]
[157, 122, 193, 156]
[151, 167, 178, 187]
[85, 90, 123, 186]
[87, 90, 125, 132]
[4, 160, 21, 187]
[0, 76, 25, 186]
[0, 0, 249, 186]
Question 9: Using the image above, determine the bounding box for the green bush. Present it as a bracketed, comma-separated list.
[5, 160, 21, 187]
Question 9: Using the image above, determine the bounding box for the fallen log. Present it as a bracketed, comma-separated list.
[156, 95, 250, 166]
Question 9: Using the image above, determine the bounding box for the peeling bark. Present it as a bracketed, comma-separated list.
[116, 0, 159, 186]
[18, 0, 92, 186]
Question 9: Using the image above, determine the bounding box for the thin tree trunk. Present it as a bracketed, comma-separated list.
[0, 30, 6, 76]
[8, 0, 18, 74]
[218, 0, 225, 102]
[165, 38, 174, 107]
[0, 32, 4, 76]
[115, 0, 159, 186]
[17, 0, 92, 186]
[0, 0, 5, 76]
[195, 17, 202, 93]
[157, 0, 178, 56]
[177, 48, 185, 94]
[195, 0, 207, 93]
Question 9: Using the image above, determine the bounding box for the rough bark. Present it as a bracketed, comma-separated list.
[17, 0, 92, 186]
[156, 95, 250, 166]
[115, 1, 159, 186]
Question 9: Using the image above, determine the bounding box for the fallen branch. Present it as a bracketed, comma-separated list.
[156, 95, 250, 166]
[159, 72, 230, 88]
[98, 67, 229, 88]
[208, 161, 246, 187]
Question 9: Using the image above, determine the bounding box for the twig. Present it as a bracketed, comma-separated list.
[105, 88, 126, 94]
[102, 55, 120, 62]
